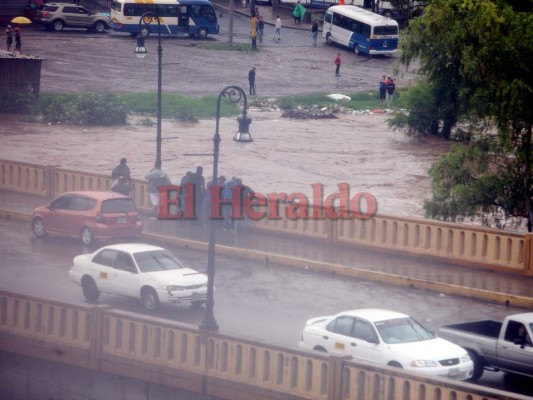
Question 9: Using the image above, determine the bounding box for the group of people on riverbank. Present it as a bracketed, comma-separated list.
[379, 75, 396, 106]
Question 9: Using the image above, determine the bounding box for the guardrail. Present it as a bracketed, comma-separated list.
[1, 158, 532, 276]
[0, 291, 527, 400]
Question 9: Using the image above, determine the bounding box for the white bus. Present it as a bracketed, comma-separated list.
[110, 0, 219, 39]
[323, 5, 399, 55]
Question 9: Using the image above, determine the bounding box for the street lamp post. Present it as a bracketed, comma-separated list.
[134, 12, 163, 167]
[199, 86, 252, 331]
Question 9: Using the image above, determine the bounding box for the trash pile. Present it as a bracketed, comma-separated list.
[248, 97, 280, 112]
[280, 104, 355, 119]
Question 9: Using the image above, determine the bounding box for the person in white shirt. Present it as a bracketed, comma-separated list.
[274, 16, 281, 41]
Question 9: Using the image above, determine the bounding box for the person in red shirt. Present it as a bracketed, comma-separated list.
[334, 53, 341, 77]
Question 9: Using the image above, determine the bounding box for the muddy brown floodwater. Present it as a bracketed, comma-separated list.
[0, 111, 450, 216]
[0, 30, 449, 217]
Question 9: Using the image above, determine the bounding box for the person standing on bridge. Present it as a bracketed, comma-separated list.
[112, 157, 131, 181]
[145, 161, 171, 219]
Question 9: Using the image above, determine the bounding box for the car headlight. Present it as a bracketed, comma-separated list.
[460, 354, 471, 363]
[163, 285, 184, 291]
[410, 360, 439, 368]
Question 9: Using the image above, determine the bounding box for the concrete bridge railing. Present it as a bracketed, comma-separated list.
[0, 291, 528, 400]
[1, 158, 532, 276]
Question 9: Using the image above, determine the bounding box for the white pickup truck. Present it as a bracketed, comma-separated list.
[438, 313, 533, 380]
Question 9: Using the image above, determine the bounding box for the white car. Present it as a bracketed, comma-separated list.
[68, 243, 208, 310]
[299, 308, 474, 381]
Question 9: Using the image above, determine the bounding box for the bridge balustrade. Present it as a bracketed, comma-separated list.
[1, 159, 532, 276]
[0, 291, 527, 400]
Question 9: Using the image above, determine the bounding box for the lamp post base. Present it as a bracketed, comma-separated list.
[198, 316, 219, 331]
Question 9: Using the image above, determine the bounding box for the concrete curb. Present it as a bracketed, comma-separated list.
[144, 232, 533, 309]
[6, 208, 532, 309]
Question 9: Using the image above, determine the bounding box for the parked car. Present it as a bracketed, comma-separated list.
[31, 191, 142, 245]
[299, 308, 474, 380]
[438, 313, 533, 380]
[68, 243, 208, 310]
[33, 3, 110, 32]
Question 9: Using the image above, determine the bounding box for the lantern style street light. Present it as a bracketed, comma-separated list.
[134, 12, 163, 167]
[199, 86, 252, 331]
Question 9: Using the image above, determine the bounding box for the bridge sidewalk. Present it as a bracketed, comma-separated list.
[1, 188, 533, 307]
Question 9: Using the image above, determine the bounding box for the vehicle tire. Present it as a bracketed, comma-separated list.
[196, 28, 208, 40]
[326, 33, 333, 45]
[52, 19, 64, 32]
[387, 361, 403, 368]
[80, 227, 94, 245]
[191, 300, 206, 307]
[94, 21, 106, 33]
[32, 217, 48, 238]
[313, 346, 327, 352]
[81, 276, 100, 301]
[467, 350, 484, 381]
[141, 287, 160, 311]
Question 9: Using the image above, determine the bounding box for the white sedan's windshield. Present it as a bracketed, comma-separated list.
[134, 250, 186, 272]
[375, 317, 435, 344]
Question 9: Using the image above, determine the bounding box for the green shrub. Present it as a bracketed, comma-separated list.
[121, 93, 240, 120]
[40, 92, 128, 125]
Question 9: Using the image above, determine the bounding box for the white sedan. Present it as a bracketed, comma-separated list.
[69, 243, 208, 310]
[299, 308, 474, 381]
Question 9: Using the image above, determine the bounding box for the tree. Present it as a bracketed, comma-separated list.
[396, 0, 533, 229]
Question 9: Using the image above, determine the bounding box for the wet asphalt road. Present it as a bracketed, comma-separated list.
[0, 218, 532, 396]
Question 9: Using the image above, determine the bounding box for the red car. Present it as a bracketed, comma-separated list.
[31, 191, 142, 245]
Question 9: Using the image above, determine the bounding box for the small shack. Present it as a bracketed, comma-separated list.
[0, 51, 44, 98]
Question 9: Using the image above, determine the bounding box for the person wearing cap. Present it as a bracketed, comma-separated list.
[5, 25, 13, 51]
[112, 157, 131, 180]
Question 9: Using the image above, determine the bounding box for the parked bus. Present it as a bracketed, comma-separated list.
[323, 5, 399, 55]
[110, 0, 219, 39]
